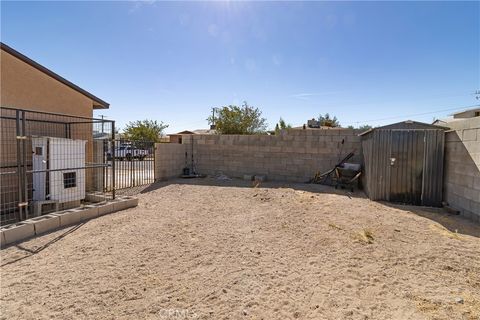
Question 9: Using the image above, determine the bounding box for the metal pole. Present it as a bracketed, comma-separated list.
[130, 140, 134, 187]
[103, 139, 107, 193]
[15, 110, 23, 221]
[153, 142, 156, 182]
[112, 121, 116, 199]
[22, 111, 29, 217]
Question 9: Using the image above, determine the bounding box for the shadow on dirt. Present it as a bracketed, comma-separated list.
[140, 176, 367, 199]
[383, 202, 480, 238]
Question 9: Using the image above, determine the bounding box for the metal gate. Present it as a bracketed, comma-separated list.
[105, 139, 155, 191]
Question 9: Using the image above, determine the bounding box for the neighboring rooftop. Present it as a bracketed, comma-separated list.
[452, 107, 480, 119]
[168, 129, 216, 135]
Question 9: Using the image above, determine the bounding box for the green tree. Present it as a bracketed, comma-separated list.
[318, 113, 340, 127]
[274, 117, 292, 134]
[347, 124, 372, 131]
[358, 124, 373, 131]
[123, 119, 169, 142]
[208, 102, 267, 134]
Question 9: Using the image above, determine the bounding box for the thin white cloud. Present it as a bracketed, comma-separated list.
[208, 24, 219, 37]
[129, 0, 156, 14]
[272, 54, 282, 66]
[179, 13, 191, 26]
[245, 59, 256, 72]
[289, 92, 342, 100]
[324, 14, 338, 28]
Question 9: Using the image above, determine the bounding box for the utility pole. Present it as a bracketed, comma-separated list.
[99, 115, 106, 133]
[210, 107, 216, 130]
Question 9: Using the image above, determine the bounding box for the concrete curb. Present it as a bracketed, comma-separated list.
[92, 202, 114, 216]
[0, 197, 138, 248]
[2, 222, 35, 244]
[51, 210, 84, 227]
[112, 196, 139, 211]
[79, 206, 99, 221]
[25, 214, 61, 235]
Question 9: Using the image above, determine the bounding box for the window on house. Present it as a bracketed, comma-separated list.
[475, 111, 480, 117]
[63, 172, 77, 189]
[35, 147, 43, 155]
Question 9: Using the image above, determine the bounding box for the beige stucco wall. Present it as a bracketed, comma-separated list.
[0, 50, 94, 117]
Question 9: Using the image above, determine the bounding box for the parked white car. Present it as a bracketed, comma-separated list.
[107, 144, 149, 161]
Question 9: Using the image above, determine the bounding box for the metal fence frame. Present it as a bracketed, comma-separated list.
[0, 107, 117, 225]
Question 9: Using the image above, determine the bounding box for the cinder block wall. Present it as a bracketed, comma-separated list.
[179, 129, 362, 182]
[154, 143, 187, 180]
[443, 118, 480, 221]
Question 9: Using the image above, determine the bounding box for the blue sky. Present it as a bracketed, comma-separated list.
[2, 1, 479, 133]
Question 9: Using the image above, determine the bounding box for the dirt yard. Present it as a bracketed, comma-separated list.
[1, 179, 479, 320]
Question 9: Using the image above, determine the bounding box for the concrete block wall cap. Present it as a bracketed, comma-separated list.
[85, 193, 109, 203]
[80, 205, 99, 221]
[2, 222, 35, 245]
[25, 214, 61, 235]
[0, 231, 5, 248]
[112, 197, 139, 212]
[51, 210, 84, 227]
[93, 202, 114, 216]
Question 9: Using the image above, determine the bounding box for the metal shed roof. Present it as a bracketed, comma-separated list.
[359, 120, 448, 136]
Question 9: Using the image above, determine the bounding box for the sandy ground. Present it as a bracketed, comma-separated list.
[1, 178, 479, 320]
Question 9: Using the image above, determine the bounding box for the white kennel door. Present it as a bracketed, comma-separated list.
[32, 137, 48, 201]
[48, 137, 86, 203]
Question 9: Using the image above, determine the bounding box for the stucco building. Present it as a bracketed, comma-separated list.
[0, 43, 111, 224]
[1, 42, 109, 116]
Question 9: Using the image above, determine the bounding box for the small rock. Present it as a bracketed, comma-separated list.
[242, 310, 248, 316]
[455, 297, 464, 304]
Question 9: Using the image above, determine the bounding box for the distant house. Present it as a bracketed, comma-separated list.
[168, 129, 216, 144]
[453, 107, 480, 119]
[433, 107, 480, 129]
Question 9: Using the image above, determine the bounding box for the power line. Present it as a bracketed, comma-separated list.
[348, 104, 480, 126]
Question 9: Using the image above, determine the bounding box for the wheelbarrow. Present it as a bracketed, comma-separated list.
[333, 163, 362, 192]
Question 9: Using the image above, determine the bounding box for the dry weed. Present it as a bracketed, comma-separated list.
[429, 224, 463, 240]
[354, 229, 374, 244]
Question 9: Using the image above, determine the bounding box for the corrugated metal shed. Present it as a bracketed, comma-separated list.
[360, 121, 446, 206]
